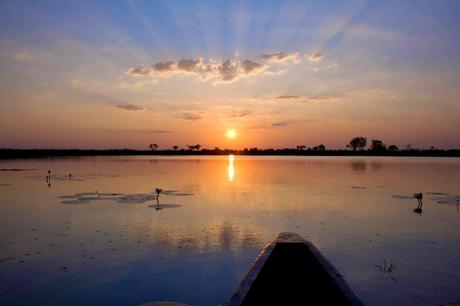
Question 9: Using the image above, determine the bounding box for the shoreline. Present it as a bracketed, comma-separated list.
[1, 149, 460, 159]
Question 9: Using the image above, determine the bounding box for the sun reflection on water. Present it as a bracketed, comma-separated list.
[228, 154, 235, 181]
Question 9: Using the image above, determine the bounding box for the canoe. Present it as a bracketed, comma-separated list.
[226, 232, 364, 306]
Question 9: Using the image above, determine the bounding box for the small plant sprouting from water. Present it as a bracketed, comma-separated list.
[155, 188, 163, 205]
[375, 259, 396, 281]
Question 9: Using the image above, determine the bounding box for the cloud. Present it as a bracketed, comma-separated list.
[276, 95, 302, 99]
[116, 104, 144, 111]
[176, 59, 201, 72]
[154, 61, 176, 72]
[302, 95, 339, 102]
[128, 66, 151, 76]
[230, 109, 254, 117]
[176, 112, 202, 121]
[128, 58, 268, 84]
[271, 120, 294, 127]
[131, 129, 171, 134]
[70, 79, 83, 87]
[240, 60, 265, 74]
[261, 52, 300, 63]
[276, 95, 339, 102]
[307, 53, 324, 62]
[15, 52, 34, 61]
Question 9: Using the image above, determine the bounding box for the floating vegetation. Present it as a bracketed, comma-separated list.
[426, 192, 450, 196]
[391, 194, 415, 200]
[430, 195, 460, 205]
[147, 204, 182, 210]
[351, 186, 367, 189]
[162, 190, 195, 196]
[61, 199, 92, 205]
[392, 192, 460, 205]
[60, 192, 123, 204]
[59, 190, 192, 205]
[117, 194, 155, 204]
[26, 173, 119, 182]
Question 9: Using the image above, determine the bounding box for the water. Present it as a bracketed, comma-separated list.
[0, 156, 459, 306]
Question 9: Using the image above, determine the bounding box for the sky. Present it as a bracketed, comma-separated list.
[0, 0, 459, 150]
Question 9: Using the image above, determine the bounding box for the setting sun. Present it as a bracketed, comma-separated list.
[226, 129, 237, 139]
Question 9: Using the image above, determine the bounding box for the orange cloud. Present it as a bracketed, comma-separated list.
[307, 53, 324, 62]
[261, 52, 300, 63]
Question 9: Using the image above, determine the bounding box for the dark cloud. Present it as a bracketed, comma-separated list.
[240, 60, 264, 74]
[276, 95, 302, 99]
[271, 120, 294, 127]
[116, 104, 144, 111]
[218, 60, 239, 82]
[177, 112, 203, 121]
[303, 95, 338, 101]
[154, 61, 176, 72]
[177, 59, 201, 72]
[276, 95, 339, 102]
[230, 109, 254, 117]
[128, 58, 268, 83]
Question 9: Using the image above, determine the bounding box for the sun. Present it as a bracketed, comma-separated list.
[226, 129, 237, 139]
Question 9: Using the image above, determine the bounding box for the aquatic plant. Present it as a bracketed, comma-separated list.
[155, 188, 163, 205]
[375, 259, 396, 281]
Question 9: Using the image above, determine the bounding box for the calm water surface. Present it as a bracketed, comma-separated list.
[1, 156, 460, 306]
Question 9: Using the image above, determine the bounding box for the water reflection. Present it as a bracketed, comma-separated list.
[2, 156, 460, 306]
[351, 161, 367, 172]
[228, 154, 235, 182]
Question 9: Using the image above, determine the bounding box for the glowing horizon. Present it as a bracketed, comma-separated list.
[1, 1, 459, 150]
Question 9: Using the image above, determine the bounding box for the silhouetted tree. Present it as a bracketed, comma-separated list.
[172, 145, 179, 151]
[370, 139, 386, 151]
[347, 137, 367, 151]
[388, 145, 399, 152]
[148, 143, 159, 151]
[296, 145, 306, 151]
[186, 144, 201, 151]
[312, 144, 326, 151]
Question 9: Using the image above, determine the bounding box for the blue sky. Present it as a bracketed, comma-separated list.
[1, 0, 460, 149]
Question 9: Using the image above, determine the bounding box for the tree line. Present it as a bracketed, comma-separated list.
[1, 136, 459, 158]
[146, 137, 429, 154]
